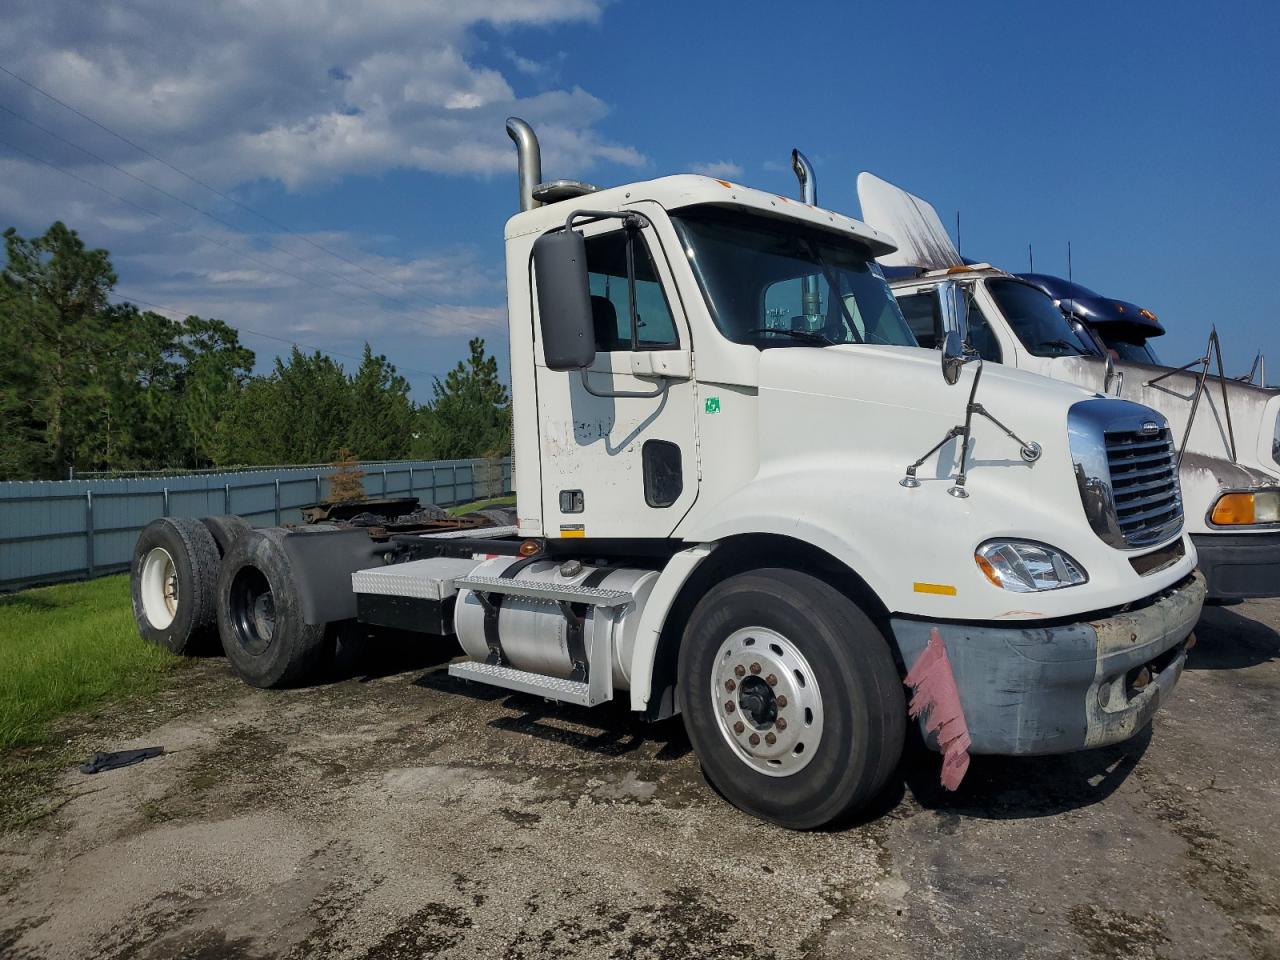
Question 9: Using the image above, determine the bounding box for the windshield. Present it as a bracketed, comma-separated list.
[1101, 335, 1161, 365]
[672, 207, 917, 349]
[987, 279, 1097, 357]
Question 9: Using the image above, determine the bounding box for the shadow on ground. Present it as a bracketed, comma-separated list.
[1186, 603, 1280, 670]
[899, 725, 1151, 822]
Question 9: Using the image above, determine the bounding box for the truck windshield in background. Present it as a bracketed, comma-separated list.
[988, 279, 1098, 358]
[672, 207, 917, 349]
[1098, 334, 1162, 365]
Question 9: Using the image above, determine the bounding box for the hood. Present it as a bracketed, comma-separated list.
[1052, 353, 1280, 471]
[761, 342, 1096, 418]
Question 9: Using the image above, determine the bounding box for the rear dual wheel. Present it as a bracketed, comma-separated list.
[678, 568, 905, 829]
[132, 517, 221, 655]
[216, 529, 328, 688]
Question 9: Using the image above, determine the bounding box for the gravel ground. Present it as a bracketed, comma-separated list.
[1, 598, 1277, 959]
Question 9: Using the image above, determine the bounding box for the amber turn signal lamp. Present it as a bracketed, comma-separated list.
[1211, 493, 1255, 526]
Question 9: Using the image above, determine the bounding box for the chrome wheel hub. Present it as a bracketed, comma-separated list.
[711, 627, 823, 776]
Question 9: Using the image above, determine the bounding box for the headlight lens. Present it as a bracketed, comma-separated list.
[1210, 490, 1280, 526]
[975, 541, 1088, 592]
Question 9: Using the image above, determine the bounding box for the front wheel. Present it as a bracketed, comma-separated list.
[678, 568, 905, 829]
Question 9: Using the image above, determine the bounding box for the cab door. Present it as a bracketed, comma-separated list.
[532, 211, 699, 539]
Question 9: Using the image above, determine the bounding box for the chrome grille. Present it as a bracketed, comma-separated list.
[1068, 399, 1184, 551]
[1104, 427, 1182, 546]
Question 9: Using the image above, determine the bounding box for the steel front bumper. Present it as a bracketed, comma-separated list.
[887, 572, 1206, 755]
[1191, 531, 1280, 601]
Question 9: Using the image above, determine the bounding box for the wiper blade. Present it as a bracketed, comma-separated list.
[747, 327, 835, 345]
[1039, 339, 1083, 354]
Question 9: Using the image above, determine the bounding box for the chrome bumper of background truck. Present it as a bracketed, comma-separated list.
[888, 572, 1206, 755]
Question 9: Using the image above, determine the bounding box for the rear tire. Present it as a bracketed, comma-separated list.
[201, 514, 252, 557]
[677, 568, 905, 829]
[216, 529, 327, 688]
[131, 517, 220, 655]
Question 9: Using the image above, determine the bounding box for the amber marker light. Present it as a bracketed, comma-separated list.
[1211, 493, 1256, 526]
[975, 553, 1001, 588]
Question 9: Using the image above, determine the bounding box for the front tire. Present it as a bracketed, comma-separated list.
[131, 517, 221, 655]
[678, 569, 905, 829]
[216, 529, 327, 688]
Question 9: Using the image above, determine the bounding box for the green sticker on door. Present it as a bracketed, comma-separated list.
[705, 396, 721, 414]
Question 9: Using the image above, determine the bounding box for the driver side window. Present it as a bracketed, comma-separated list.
[895, 288, 1002, 362]
[584, 229, 679, 352]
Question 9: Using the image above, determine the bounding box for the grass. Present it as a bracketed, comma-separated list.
[0, 575, 180, 752]
[447, 494, 516, 516]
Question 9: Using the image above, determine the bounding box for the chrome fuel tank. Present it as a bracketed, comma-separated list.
[453, 557, 658, 688]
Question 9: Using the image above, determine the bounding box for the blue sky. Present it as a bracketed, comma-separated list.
[2, 0, 1276, 396]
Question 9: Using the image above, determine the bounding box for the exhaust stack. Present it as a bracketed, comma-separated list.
[791, 149, 821, 323]
[791, 149, 816, 206]
[506, 117, 543, 212]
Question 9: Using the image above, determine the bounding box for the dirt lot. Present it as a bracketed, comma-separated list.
[2, 598, 1278, 960]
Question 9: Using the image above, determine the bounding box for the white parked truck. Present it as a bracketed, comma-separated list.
[855, 171, 1280, 603]
[130, 120, 1204, 829]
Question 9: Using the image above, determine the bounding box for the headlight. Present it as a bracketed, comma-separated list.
[1209, 490, 1280, 527]
[975, 541, 1088, 592]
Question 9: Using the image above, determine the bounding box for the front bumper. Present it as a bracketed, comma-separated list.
[887, 571, 1205, 755]
[1191, 531, 1280, 601]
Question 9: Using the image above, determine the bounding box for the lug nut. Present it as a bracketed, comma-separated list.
[776, 695, 788, 708]
[766, 674, 777, 687]
[733, 721, 745, 734]
[749, 662, 761, 675]
[734, 665, 746, 678]
[776, 717, 788, 731]
[725, 679, 736, 692]
[725, 701, 736, 713]
[749, 733, 760, 746]
[765, 732, 777, 745]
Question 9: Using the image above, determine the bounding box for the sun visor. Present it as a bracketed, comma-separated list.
[856, 172, 962, 270]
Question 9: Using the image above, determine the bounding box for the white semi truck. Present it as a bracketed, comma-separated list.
[130, 120, 1204, 829]
[854, 171, 1280, 603]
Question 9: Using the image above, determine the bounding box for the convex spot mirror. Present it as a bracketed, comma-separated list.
[941, 331, 967, 385]
[533, 229, 596, 371]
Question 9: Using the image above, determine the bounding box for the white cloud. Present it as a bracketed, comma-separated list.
[689, 160, 743, 179]
[0, 1, 643, 189]
[0, 2, 644, 391]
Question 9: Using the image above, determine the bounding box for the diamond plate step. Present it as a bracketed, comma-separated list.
[417, 524, 518, 540]
[452, 575, 632, 608]
[448, 661, 598, 706]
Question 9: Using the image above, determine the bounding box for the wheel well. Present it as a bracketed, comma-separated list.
[643, 534, 893, 720]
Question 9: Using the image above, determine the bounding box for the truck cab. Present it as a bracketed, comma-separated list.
[858, 172, 1280, 602]
[131, 121, 1205, 830]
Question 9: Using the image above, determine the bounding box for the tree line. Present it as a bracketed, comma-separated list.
[0, 222, 511, 481]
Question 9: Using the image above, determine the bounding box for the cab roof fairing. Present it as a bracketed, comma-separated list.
[1018, 274, 1165, 338]
[503, 174, 900, 256]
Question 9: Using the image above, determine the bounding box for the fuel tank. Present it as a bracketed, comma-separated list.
[454, 557, 658, 688]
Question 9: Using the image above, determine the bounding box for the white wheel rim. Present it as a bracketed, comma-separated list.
[711, 626, 824, 777]
[140, 547, 179, 629]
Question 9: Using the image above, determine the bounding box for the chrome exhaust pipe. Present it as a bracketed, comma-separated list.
[791, 148, 816, 206]
[506, 117, 542, 212]
[791, 149, 820, 322]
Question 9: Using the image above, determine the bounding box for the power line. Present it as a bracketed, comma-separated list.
[0, 130, 350, 292]
[111, 289, 441, 381]
[0, 100, 430, 313]
[0, 62, 421, 297]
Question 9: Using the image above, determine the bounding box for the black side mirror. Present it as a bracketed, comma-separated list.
[533, 230, 596, 371]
